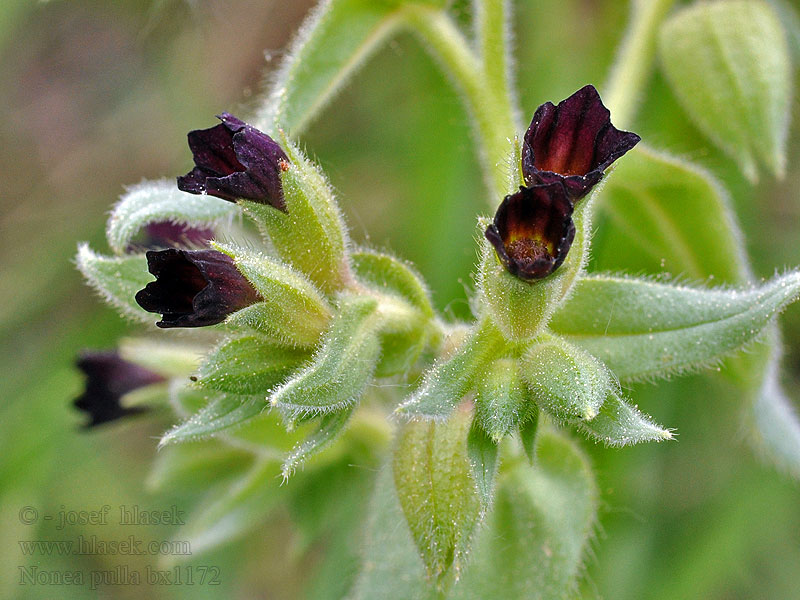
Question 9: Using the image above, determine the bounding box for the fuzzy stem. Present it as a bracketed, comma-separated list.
[475, 0, 521, 133]
[400, 5, 517, 200]
[603, 0, 677, 128]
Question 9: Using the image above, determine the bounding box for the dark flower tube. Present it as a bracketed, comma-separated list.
[177, 113, 289, 211]
[484, 182, 575, 280]
[135, 249, 261, 328]
[521, 85, 640, 199]
[125, 221, 214, 253]
[74, 351, 164, 428]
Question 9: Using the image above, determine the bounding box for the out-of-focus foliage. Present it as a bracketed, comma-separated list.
[2, 1, 800, 599]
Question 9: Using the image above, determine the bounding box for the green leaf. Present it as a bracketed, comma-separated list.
[241, 139, 351, 293]
[160, 387, 269, 446]
[287, 458, 377, 600]
[467, 419, 499, 510]
[520, 336, 612, 421]
[351, 249, 434, 376]
[474, 358, 530, 441]
[75, 244, 153, 322]
[168, 381, 210, 418]
[392, 406, 480, 584]
[767, 0, 800, 61]
[571, 392, 672, 447]
[167, 458, 285, 562]
[592, 146, 800, 477]
[449, 431, 598, 600]
[373, 323, 429, 378]
[118, 338, 204, 378]
[658, 0, 791, 180]
[281, 407, 354, 479]
[738, 334, 800, 478]
[350, 433, 596, 600]
[352, 249, 435, 318]
[591, 145, 748, 283]
[397, 318, 505, 419]
[196, 335, 308, 395]
[254, 0, 403, 137]
[269, 295, 381, 414]
[216, 241, 333, 346]
[551, 272, 800, 381]
[146, 440, 254, 493]
[106, 180, 237, 254]
[349, 465, 430, 600]
[222, 404, 303, 452]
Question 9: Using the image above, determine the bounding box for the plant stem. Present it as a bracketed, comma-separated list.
[400, 5, 517, 200]
[475, 0, 521, 133]
[603, 0, 678, 128]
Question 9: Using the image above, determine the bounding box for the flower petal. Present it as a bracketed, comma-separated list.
[522, 85, 640, 199]
[177, 114, 289, 210]
[135, 249, 261, 328]
[485, 183, 576, 280]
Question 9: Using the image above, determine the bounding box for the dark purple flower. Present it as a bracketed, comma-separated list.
[177, 113, 289, 211]
[522, 85, 640, 200]
[485, 183, 575, 280]
[135, 249, 261, 328]
[74, 351, 164, 428]
[125, 221, 214, 253]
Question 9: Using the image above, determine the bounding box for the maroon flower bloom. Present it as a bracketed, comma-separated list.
[177, 113, 289, 211]
[485, 183, 575, 280]
[522, 85, 640, 200]
[135, 249, 261, 328]
[74, 351, 164, 428]
[125, 221, 214, 253]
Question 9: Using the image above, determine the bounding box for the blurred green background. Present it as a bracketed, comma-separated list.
[1, 0, 799, 598]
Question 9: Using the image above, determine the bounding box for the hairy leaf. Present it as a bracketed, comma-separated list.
[520, 336, 612, 421]
[393, 406, 480, 583]
[551, 272, 800, 380]
[106, 180, 237, 255]
[269, 295, 381, 414]
[449, 432, 598, 600]
[161, 387, 268, 446]
[519, 407, 540, 464]
[467, 419, 499, 510]
[571, 392, 672, 447]
[352, 249, 435, 318]
[281, 407, 354, 479]
[474, 358, 530, 441]
[216, 241, 332, 346]
[241, 139, 350, 293]
[351, 432, 598, 600]
[75, 244, 153, 322]
[197, 335, 307, 395]
[592, 146, 800, 476]
[592, 145, 748, 283]
[397, 319, 505, 418]
[659, 0, 791, 180]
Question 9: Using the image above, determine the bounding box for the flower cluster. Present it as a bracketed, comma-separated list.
[138, 116, 291, 328]
[73, 86, 640, 426]
[485, 85, 639, 280]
